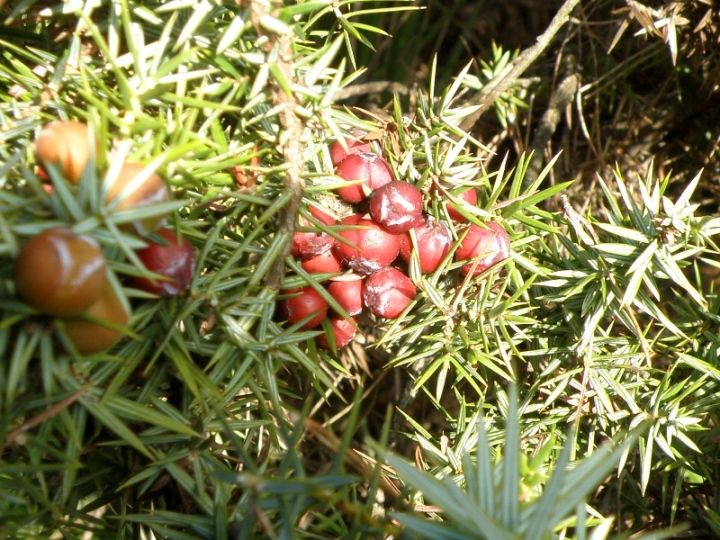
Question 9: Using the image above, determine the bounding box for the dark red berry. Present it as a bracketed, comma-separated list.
[317, 316, 357, 349]
[334, 216, 401, 276]
[291, 205, 336, 260]
[369, 181, 424, 233]
[132, 228, 196, 297]
[455, 222, 510, 276]
[399, 219, 453, 273]
[336, 153, 394, 203]
[446, 188, 478, 222]
[281, 286, 328, 329]
[363, 268, 416, 319]
[328, 278, 364, 316]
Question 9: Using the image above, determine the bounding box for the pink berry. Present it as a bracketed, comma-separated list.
[399, 219, 452, 274]
[281, 286, 328, 329]
[336, 153, 394, 203]
[455, 222, 510, 276]
[328, 278, 364, 316]
[363, 268, 416, 319]
[369, 181, 424, 234]
[334, 216, 401, 276]
[446, 188, 478, 222]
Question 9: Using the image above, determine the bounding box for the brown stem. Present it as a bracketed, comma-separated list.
[459, 0, 582, 132]
[248, 0, 306, 290]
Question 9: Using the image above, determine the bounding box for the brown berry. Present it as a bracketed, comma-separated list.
[15, 226, 106, 317]
[62, 282, 129, 355]
[106, 162, 170, 235]
[35, 121, 98, 184]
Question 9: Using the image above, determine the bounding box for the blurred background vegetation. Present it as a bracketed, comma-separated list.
[1, 0, 720, 538]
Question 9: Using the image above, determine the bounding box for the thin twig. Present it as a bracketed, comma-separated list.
[334, 81, 411, 101]
[524, 59, 580, 187]
[459, 0, 582, 132]
[303, 417, 402, 504]
[1, 384, 92, 454]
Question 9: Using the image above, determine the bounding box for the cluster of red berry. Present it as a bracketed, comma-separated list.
[282, 133, 511, 350]
[13, 121, 195, 354]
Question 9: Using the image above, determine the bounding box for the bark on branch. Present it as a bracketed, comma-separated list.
[459, 0, 581, 132]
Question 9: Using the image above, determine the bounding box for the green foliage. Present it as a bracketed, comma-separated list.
[382, 385, 685, 539]
[1, 0, 719, 538]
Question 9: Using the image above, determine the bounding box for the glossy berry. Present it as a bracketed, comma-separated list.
[301, 249, 343, 274]
[282, 286, 328, 329]
[455, 222, 511, 276]
[15, 226, 106, 317]
[336, 153, 394, 203]
[62, 282, 129, 355]
[328, 278, 364, 316]
[35, 121, 98, 184]
[132, 228, 196, 297]
[291, 205, 336, 260]
[446, 187, 478, 222]
[399, 219, 453, 274]
[369, 181, 424, 233]
[317, 316, 357, 350]
[334, 216, 401, 276]
[106, 162, 170, 235]
[363, 267, 416, 319]
[329, 132, 374, 166]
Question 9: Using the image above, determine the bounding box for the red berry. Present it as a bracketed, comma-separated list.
[132, 228, 196, 297]
[334, 216, 401, 276]
[329, 132, 374, 166]
[363, 268, 416, 319]
[291, 205, 336, 260]
[446, 188, 478, 222]
[336, 153, 394, 203]
[301, 249, 343, 274]
[399, 219, 453, 273]
[281, 286, 328, 329]
[455, 222, 510, 276]
[317, 316, 357, 349]
[369, 181, 424, 233]
[328, 278, 364, 316]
